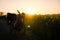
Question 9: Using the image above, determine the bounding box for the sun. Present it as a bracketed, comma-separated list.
[24, 8, 36, 15]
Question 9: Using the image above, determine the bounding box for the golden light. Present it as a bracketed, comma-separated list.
[24, 8, 36, 15]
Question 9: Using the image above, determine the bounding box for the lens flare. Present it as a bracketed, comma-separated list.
[27, 25, 31, 28]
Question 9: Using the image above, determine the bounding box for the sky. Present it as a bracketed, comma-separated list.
[0, 0, 60, 15]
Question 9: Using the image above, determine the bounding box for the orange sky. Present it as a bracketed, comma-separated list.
[0, 0, 60, 15]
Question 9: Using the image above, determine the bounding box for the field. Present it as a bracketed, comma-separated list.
[0, 14, 60, 40]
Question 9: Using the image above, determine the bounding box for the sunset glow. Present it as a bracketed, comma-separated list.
[0, 0, 60, 15]
[24, 8, 36, 15]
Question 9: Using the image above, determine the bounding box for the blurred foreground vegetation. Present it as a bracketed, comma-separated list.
[25, 14, 60, 40]
[0, 14, 60, 40]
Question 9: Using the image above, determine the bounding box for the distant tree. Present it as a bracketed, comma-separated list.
[0, 12, 4, 16]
